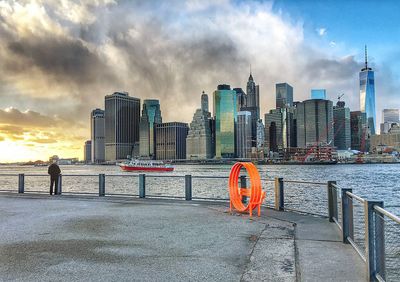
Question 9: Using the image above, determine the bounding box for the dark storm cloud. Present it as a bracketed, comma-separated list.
[303, 56, 362, 82]
[111, 26, 245, 100]
[6, 36, 116, 86]
[294, 55, 362, 104]
[0, 0, 244, 123]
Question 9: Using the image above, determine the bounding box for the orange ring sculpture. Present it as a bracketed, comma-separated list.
[229, 162, 266, 217]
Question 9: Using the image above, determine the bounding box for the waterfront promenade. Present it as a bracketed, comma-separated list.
[0, 193, 365, 281]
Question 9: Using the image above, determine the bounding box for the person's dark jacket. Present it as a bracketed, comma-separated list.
[48, 163, 61, 178]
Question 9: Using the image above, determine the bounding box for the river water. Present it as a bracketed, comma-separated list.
[0, 163, 399, 279]
[0, 163, 399, 214]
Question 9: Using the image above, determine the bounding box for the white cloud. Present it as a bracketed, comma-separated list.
[317, 27, 327, 36]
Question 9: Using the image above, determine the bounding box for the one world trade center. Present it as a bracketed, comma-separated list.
[359, 46, 376, 135]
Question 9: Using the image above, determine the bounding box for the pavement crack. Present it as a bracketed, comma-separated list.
[293, 224, 301, 282]
[239, 223, 268, 282]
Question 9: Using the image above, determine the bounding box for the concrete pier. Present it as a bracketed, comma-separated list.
[0, 193, 366, 281]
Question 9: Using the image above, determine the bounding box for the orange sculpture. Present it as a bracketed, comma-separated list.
[229, 162, 266, 217]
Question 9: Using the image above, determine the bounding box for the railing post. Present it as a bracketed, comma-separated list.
[327, 181, 337, 222]
[240, 175, 247, 204]
[56, 174, 62, 195]
[374, 204, 386, 281]
[185, 175, 192, 201]
[365, 200, 385, 282]
[274, 177, 284, 211]
[18, 174, 24, 193]
[139, 174, 145, 198]
[341, 188, 353, 243]
[99, 174, 105, 196]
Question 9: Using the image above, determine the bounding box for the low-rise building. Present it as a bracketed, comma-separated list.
[370, 124, 400, 153]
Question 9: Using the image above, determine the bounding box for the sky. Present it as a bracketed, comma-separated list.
[0, 0, 399, 162]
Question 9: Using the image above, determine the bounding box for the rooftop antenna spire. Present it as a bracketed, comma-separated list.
[365, 45, 368, 69]
[250, 64, 252, 75]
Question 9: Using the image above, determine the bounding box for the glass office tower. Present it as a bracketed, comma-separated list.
[139, 99, 162, 159]
[311, 89, 327, 100]
[236, 111, 252, 158]
[213, 84, 237, 158]
[333, 102, 351, 150]
[276, 83, 293, 109]
[350, 111, 368, 151]
[296, 99, 334, 148]
[91, 108, 105, 163]
[264, 108, 293, 152]
[359, 46, 376, 135]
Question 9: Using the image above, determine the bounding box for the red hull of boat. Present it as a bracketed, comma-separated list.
[120, 165, 174, 172]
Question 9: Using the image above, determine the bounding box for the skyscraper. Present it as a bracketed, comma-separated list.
[360, 46, 376, 135]
[333, 101, 351, 150]
[276, 83, 293, 109]
[155, 122, 189, 160]
[213, 84, 237, 158]
[233, 88, 246, 112]
[244, 73, 260, 148]
[186, 109, 213, 159]
[256, 119, 265, 150]
[84, 140, 92, 164]
[246, 72, 260, 119]
[91, 108, 105, 163]
[201, 91, 209, 113]
[264, 108, 293, 152]
[105, 92, 141, 161]
[139, 104, 150, 158]
[240, 105, 258, 148]
[139, 99, 162, 159]
[296, 99, 334, 148]
[311, 89, 327, 100]
[350, 111, 368, 151]
[381, 109, 400, 134]
[236, 111, 252, 158]
[382, 109, 399, 123]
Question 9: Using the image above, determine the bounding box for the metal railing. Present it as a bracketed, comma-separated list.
[336, 188, 399, 282]
[373, 206, 400, 282]
[0, 172, 399, 281]
[343, 190, 367, 262]
[274, 178, 330, 217]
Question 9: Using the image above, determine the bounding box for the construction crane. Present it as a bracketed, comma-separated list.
[337, 93, 345, 107]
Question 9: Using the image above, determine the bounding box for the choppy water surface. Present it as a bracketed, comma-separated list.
[0, 163, 399, 214]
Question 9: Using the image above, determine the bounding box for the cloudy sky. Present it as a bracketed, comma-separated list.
[0, 0, 399, 162]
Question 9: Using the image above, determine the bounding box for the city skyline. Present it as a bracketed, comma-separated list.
[0, 0, 399, 162]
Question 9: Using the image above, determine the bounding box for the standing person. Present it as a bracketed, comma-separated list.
[48, 160, 61, 195]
